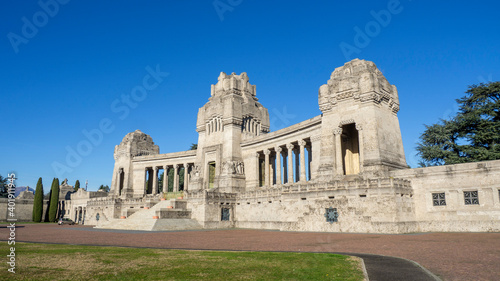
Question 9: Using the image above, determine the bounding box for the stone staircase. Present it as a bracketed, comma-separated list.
[95, 199, 203, 231]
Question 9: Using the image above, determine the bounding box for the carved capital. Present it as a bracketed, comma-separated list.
[255, 152, 260, 158]
[263, 149, 271, 156]
[298, 140, 306, 147]
[333, 128, 343, 135]
[184, 163, 189, 168]
[286, 143, 294, 150]
[355, 124, 363, 131]
[274, 146, 282, 153]
[175, 164, 180, 169]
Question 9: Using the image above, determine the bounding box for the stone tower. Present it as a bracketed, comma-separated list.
[190, 72, 270, 192]
[110, 130, 159, 197]
[318, 59, 406, 178]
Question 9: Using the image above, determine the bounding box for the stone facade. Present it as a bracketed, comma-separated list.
[60, 59, 499, 233]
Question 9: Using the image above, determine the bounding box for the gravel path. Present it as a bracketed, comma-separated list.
[2, 224, 499, 280]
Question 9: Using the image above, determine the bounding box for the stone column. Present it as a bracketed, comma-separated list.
[356, 124, 364, 173]
[286, 143, 294, 183]
[174, 164, 179, 192]
[275, 146, 282, 185]
[333, 128, 343, 176]
[153, 167, 159, 194]
[183, 163, 189, 191]
[264, 149, 270, 187]
[295, 147, 300, 182]
[163, 166, 169, 193]
[299, 140, 307, 181]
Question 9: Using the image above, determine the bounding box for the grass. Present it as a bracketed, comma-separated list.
[0, 242, 364, 280]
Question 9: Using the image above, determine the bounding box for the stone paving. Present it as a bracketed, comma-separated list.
[2, 224, 499, 280]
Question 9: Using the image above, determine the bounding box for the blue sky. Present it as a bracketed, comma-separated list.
[2, 0, 499, 191]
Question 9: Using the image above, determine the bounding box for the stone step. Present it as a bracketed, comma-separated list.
[94, 198, 196, 231]
[172, 200, 187, 209]
[151, 218, 203, 231]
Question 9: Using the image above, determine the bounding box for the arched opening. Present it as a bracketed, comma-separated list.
[341, 123, 360, 175]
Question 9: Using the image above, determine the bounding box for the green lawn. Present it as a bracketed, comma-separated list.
[0, 242, 364, 280]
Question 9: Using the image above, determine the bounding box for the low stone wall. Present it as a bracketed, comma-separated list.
[0, 198, 49, 222]
[185, 178, 417, 233]
[392, 160, 500, 232]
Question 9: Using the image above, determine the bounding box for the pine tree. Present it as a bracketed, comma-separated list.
[32, 177, 44, 222]
[74, 180, 80, 192]
[48, 178, 60, 222]
[417, 82, 500, 166]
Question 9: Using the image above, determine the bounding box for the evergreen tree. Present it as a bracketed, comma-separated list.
[168, 168, 174, 192]
[0, 175, 9, 198]
[74, 180, 80, 192]
[189, 143, 198, 150]
[417, 82, 500, 166]
[166, 167, 184, 191]
[158, 173, 164, 193]
[98, 185, 110, 192]
[32, 177, 44, 222]
[48, 178, 60, 222]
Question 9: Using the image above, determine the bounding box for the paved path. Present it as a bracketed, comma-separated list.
[2, 224, 500, 280]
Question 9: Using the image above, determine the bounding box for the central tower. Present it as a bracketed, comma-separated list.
[190, 72, 270, 192]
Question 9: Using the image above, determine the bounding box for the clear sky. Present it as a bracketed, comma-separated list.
[2, 0, 499, 191]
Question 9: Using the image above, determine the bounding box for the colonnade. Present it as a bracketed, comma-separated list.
[144, 163, 192, 194]
[256, 138, 312, 187]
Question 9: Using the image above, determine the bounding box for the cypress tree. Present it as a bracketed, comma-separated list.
[32, 177, 44, 222]
[48, 178, 60, 222]
[74, 180, 80, 192]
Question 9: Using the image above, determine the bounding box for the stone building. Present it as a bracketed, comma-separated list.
[74, 59, 499, 233]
